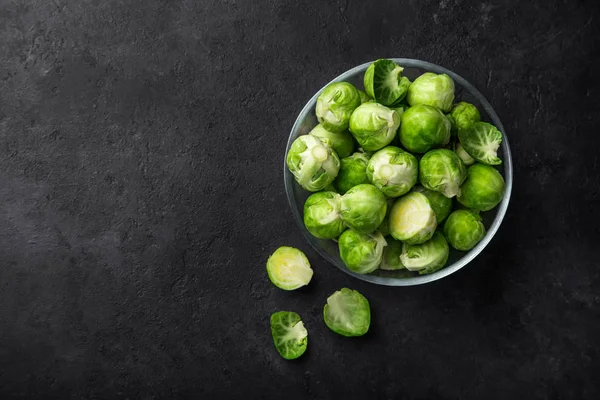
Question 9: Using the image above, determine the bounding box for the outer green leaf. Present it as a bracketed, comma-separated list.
[270, 311, 308, 360]
[458, 122, 503, 165]
[323, 288, 371, 337]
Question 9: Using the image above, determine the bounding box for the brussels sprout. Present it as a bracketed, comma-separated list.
[448, 101, 480, 136]
[419, 149, 467, 198]
[363, 59, 411, 106]
[399, 104, 451, 153]
[315, 82, 361, 132]
[323, 288, 370, 337]
[366, 146, 418, 198]
[443, 210, 486, 251]
[458, 122, 503, 165]
[338, 230, 386, 274]
[400, 231, 449, 275]
[340, 184, 387, 233]
[454, 141, 475, 166]
[358, 89, 372, 104]
[380, 237, 406, 270]
[308, 124, 355, 159]
[266, 246, 313, 290]
[333, 152, 370, 194]
[457, 164, 505, 211]
[349, 103, 401, 152]
[270, 311, 308, 360]
[303, 192, 345, 239]
[413, 185, 452, 224]
[389, 191, 437, 244]
[286, 134, 340, 192]
[406, 72, 455, 112]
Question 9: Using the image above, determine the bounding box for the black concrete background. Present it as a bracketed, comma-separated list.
[1, 0, 599, 398]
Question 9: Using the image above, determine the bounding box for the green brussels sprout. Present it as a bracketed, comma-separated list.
[457, 164, 505, 211]
[286, 134, 340, 192]
[338, 229, 386, 274]
[454, 141, 475, 166]
[315, 82, 361, 132]
[389, 191, 437, 244]
[448, 101, 481, 137]
[419, 149, 467, 198]
[363, 59, 411, 106]
[358, 89, 372, 104]
[377, 199, 394, 236]
[333, 152, 370, 194]
[391, 105, 407, 118]
[308, 124, 354, 159]
[380, 237, 406, 270]
[340, 184, 387, 233]
[323, 288, 370, 337]
[399, 104, 451, 153]
[400, 231, 449, 275]
[270, 311, 308, 360]
[406, 72, 455, 112]
[266, 246, 313, 290]
[458, 122, 503, 165]
[413, 185, 453, 224]
[443, 210, 486, 251]
[349, 103, 401, 152]
[303, 192, 345, 239]
[366, 146, 418, 198]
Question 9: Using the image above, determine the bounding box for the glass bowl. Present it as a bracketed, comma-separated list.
[284, 59, 512, 286]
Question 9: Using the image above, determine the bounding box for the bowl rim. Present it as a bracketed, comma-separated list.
[284, 58, 513, 286]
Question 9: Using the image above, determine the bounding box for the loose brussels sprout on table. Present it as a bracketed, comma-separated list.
[286, 134, 340, 192]
[323, 288, 371, 337]
[316, 82, 361, 132]
[308, 124, 355, 159]
[363, 59, 411, 106]
[366, 146, 419, 198]
[400, 231, 450, 275]
[303, 191, 345, 239]
[270, 311, 308, 360]
[334, 152, 370, 194]
[458, 122, 503, 165]
[407, 72, 455, 112]
[338, 229, 386, 274]
[419, 149, 467, 198]
[340, 184, 387, 234]
[399, 104, 451, 153]
[389, 191, 437, 245]
[349, 102, 401, 152]
[457, 163, 505, 211]
[266, 246, 313, 290]
[444, 210, 486, 251]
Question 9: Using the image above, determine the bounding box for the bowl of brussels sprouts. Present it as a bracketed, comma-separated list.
[284, 58, 512, 286]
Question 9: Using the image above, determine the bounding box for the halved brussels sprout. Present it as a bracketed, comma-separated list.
[334, 152, 370, 194]
[286, 134, 340, 192]
[340, 184, 387, 233]
[266, 246, 313, 290]
[349, 103, 401, 152]
[380, 237, 406, 270]
[400, 231, 449, 275]
[338, 230, 386, 274]
[443, 210, 486, 251]
[406, 72, 455, 112]
[308, 124, 355, 159]
[389, 191, 437, 244]
[323, 288, 371, 337]
[366, 146, 419, 198]
[363, 59, 411, 106]
[270, 311, 308, 360]
[457, 164, 505, 211]
[303, 192, 345, 239]
[419, 149, 467, 198]
[413, 185, 452, 224]
[316, 82, 361, 132]
[448, 101, 480, 137]
[454, 141, 475, 166]
[358, 89, 372, 104]
[399, 104, 451, 153]
[458, 122, 503, 165]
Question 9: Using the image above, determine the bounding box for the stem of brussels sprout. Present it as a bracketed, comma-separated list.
[379, 165, 394, 181]
[312, 146, 328, 162]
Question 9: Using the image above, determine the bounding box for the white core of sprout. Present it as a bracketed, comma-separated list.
[282, 320, 308, 342]
[315, 196, 342, 225]
[312, 146, 328, 162]
[384, 65, 404, 89]
[391, 193, 436, 240]
[379, 164, 394, 180]
[270, 252, 313, 288]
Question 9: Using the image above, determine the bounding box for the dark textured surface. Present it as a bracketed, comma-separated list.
[1, 0, 599, 398]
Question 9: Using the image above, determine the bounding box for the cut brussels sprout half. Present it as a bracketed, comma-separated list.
[323, 288, 371, 337]
[286, 134, 340, 192]
[338, 229, 386, 274]
[406, 72, 455, 112]
[413, 185, 453, 224]
[458, 122, 503, 165]
[340, 184, 387, 233]
[308, 124, 355, 159]
[457, 163, 505, 211]
[316, 82, 361, 132]
[448, 101, 481, 137]
[303, 191, 345, 239]
[334, 152, 370, 194]
[400, 231, 449, 275]
[270, 311, 308, 360]
[349, 103, 401, 152]
[363, 59, 411, 106]
[419, 149, 467, 198]
[443, 210, 486, 251]
[380, 237, 406, 270]
[366, 146, 419, 198]
[358, 89, 371, 104]
[399, 104, 451, 153]
[389, 191, 437, 244]
[454, 141, 475, 166]
[266, 246, 313, 290]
